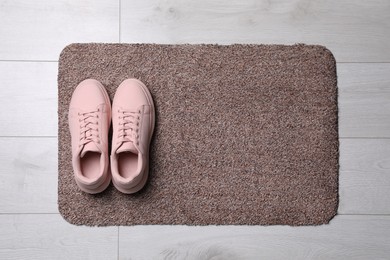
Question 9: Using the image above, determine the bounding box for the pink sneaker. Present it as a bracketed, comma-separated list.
[111, 79, 155, 194]
[68, 79, 111, 194]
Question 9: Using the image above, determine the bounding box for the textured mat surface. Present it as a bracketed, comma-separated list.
[58, 44, 338, 226]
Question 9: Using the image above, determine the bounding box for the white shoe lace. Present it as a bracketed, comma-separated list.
[78, 109, 100, 147]
[117, 108, 141, 146]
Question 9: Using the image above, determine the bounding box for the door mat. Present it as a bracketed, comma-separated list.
[58, 43, 338, 226]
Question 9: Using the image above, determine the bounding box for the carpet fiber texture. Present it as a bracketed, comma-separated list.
[58, 43, 338, 226]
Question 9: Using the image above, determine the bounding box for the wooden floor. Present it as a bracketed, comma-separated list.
[0, 0, 389, 259]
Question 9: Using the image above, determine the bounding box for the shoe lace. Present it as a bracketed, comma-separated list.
[117, 108, 141, 145]
[78, 109, 100, 147]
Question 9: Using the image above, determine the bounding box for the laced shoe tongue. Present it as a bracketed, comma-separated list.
[80, 142, 100, 157]
[116, 142, 138, 154]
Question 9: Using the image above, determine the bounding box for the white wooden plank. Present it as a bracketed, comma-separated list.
[1, 62, 389, 139]
[0, 214, 117, 260]
[118, 215, 390, 260]
[0, 62, 57, 136]
[0, 0, 119, 61]
[338, 63, 390, 138]
[0, 138, 58, 213]
[339, 139, 390, 214]
[1, 137, 389, 215]
[120, 0, 390, 62]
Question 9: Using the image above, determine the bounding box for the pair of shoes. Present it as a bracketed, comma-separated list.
[68, 78, 155, 194]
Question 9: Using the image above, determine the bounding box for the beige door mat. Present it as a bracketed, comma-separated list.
[58, 43, 338, 226]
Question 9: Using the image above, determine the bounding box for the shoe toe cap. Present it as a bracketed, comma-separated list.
[114, 79, 150, 109]
[70, 79, 108, 110]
